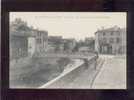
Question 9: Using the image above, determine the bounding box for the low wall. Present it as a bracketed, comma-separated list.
[39, 56, 98, 88]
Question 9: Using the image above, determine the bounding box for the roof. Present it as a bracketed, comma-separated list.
[48, 36, 62, 39]
[63, 38, 76, 43]
[10, 29, 37, 37]
[95, 26, 125, 35]
[37, 30, 48, 36]
[48, 36, 63, 43]
[10, 18, 48, 37]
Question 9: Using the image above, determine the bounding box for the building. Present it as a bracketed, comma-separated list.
[10, 18, 48, 60]
[10, 18, 33, 60]
[47, 36, 64, 52]
[35, 30, 48, 53]
[63, 38, 76, 52]
[28, 36, 36, 56]
[84, 37, 95, 51]
[95, 26, 126, 55]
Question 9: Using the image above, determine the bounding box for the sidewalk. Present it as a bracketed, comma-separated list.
[92, 55, 126, 89]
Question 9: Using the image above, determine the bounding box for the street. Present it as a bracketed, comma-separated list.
[92, 55, 126, 89]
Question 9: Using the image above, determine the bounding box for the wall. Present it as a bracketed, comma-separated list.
[28, 37, 36, 56]
[10, 36, 28, 60]
[95, 32, 100, 53]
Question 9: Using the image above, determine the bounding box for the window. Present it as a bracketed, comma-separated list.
[18, 48, 22, 56]
[103, 32, 106, 36]
[37, 32, 42, 37]
[103, 38, 107, 43]
[36, 38, 42, 44]
[111, 32, 114, 36]
[118, 32, 120, 36]
[110, 38, 114, 43]
[37, 32, 40, 36]
[39, 39, 42, 43]
[116, 38, 121, 43]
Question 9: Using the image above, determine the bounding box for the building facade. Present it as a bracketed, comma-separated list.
[10, 18, 49, 60]
[47, 36, 64, 52]
[35, 30, 48, 53]
[28, 37, 36, 56]
[95, 26, 126, 55]
[10, 35, 29, 60]
[63, 38, 76, 52]
[10, 18, 32, 60]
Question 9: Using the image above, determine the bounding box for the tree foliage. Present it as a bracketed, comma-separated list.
[11, 18, 31, 32]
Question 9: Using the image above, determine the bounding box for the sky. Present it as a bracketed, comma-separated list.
[10, 12, 126, 40]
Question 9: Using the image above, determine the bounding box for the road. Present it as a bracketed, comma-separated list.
[92, 55, 126, 89]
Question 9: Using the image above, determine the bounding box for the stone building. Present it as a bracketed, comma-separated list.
[95, 26, 126, 55]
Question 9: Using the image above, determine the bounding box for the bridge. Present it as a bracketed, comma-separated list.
[33, 52, 98, 59]
[36, 52, 101, 88]
[33, 51, 98, 69]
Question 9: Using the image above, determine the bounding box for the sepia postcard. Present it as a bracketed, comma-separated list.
[9, 12, 126, 89]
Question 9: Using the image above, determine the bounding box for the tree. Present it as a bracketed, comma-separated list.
[11, 18, 31, 33]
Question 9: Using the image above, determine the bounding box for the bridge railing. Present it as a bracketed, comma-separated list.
[33, 51, 98, 58]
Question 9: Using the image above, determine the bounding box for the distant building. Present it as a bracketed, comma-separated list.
[95, 26, 126, 55]
[84, 37, 95, 51]
[48, 36, 62, 43]
[63, 38, 76, 52]
[47, 36, 64, 52]
[85, 37, 94, 44]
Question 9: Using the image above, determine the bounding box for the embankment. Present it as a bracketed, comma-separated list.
[40, 56, 98, 88]
[10, 57, 72, 88]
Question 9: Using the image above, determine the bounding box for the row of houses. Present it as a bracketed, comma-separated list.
[10, 18, 126, 60]
[10, 18, 94, 60]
